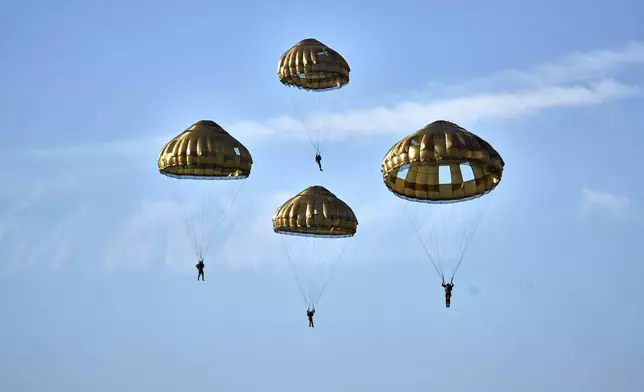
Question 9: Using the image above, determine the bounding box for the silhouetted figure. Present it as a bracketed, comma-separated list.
[307, 307, 316, 327]
[315, 153, 323, 171]
[196, 259, 205, 281]
[442, 280, 454, 307]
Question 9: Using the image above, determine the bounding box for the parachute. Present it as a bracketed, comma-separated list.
[273, 185, 358, 308]
[381, 120, 504, 283]
[277, 38, 350, 155]
[157, 120, 253, 263]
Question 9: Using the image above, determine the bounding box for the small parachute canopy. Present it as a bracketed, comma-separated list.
[157, 120, 253, 180]
[381, 120, 504, 203]
[272, 185, 358, 238]
[277, 38, 350, 91]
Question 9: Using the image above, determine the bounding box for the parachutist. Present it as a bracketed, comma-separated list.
[307, 307, 315, 327]
[315, 153, 323, 171]
[442, 280, 454, 307]
[273, 186, 358, 312]
[196, 258, 205, 281]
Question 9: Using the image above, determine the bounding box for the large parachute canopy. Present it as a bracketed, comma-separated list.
[277, 38, 350, 91]
[381, 120, 504, 203]
[277, 38, 351, 155]
[273, 185, 358, 308]
[273, 185, 358, 237]
[158, 120, 252, 179]
[157, 120, 253, 262]
[381, 120, 504, 283]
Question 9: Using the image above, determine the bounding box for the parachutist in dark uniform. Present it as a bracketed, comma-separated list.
[442, 280, 454, 307]
[307, 307, 315, 327]
[315, 153, 323, 171]
[196, 259, 205, 281]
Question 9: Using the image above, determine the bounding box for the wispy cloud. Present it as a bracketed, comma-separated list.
[493, 41, 644, 87]
[20, 42, 644, 159]
[580, 187, 632, 220]
[413, 41, 644, 97]
[25, 135, 172, 159]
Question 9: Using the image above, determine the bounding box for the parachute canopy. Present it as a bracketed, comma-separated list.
[272, 185, 358, 238]
[381, 120, 504, 203]
[277, 38, 350, 91]
[157, 120, 253, 180]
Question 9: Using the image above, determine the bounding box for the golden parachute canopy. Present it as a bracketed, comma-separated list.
[381, 120, 504, 203]
[277, 38, 350, 91]
[157, 120, 253, 180]
[273, 185, 358, 237]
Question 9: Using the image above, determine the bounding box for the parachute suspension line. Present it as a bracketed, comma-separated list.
[420, 204, 446, 280]
[409, 208, 444, 282]
[312, 88, 340, 156]
[436, 202, 450, 276]
[313, 238, 351, 307]
[448, 202, 469, 279]
[178, 189, 205, 260]
[281, 236, 310, 306]
[311, 239, 324, 305]
[449, 198, 491, 281]
[311, 93, 322, 155]
[292, 90, 320, 155]
[196, 191, 213, 259]
[414, 202, 446, 278]
[199, 180, 245, 259]
[306, 239, 318, 306]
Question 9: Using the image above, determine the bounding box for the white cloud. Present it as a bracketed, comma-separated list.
[20, 42, 644, 159]
[26, 135, 171, 159]
[417, 41, 644, 96]
[299, 79, 636, 140]
[580, 187, 632, 219]
[497, 41, 644, 87]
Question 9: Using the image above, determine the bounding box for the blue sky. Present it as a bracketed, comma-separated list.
[1, 0, 643, 390]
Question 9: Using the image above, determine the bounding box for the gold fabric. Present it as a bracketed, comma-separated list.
[158, 120, 253, 180]
[273, 186, 358, 237]
[277, 38, 350, 91]
[381, 120, 504, 203]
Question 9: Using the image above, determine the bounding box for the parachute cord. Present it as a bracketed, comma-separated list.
[292, 91, 321, 155]
[409, 209, 444, 281]
[200, 181, 245, 259]
[313, 238, 351, 307]
[281, 236, 310, 306]
[315, 89, 338, 155]
[449, 203, 469, 279]
[450, 221, 472, 281]
[312, 240, 323, 304]
[196, 192, 212, 259]
[422, 206, 444, 276]
[178, 190, 204, 259]
[437, 203, 448, 274]
[315, 93, 322, 155]
[449, 198, 491, 281]
[307, 240, 317, 305]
